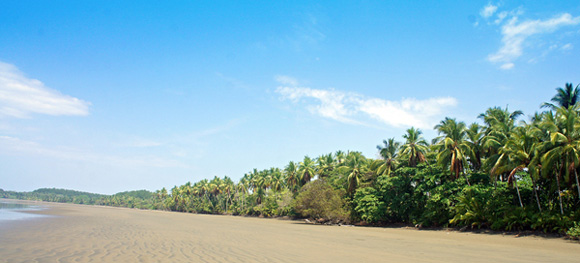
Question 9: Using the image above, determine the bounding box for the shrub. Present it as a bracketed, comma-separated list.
[567, 222, 580, 239]
[294, 179, 350, 223]
[353, 187, 384, 223]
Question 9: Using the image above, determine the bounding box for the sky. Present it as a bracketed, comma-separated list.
[1, 1, 580, 194]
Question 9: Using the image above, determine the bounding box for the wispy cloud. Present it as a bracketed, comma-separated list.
[561, 43, 573, 50]
[480, 3, 498, 18]
[275, 76, 457, 129]
[0, 62, 90, 118]
[484, 7, 580, 70]
[0, 135, 186, 168]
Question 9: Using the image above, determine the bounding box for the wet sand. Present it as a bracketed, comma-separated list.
[0, 201, 578, 263]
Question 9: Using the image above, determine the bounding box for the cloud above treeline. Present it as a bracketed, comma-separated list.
[275, 76, 457, 129]
[0, 61, 90, 118]
[481, 4, 580, 70]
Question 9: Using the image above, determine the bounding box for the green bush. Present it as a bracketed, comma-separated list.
[567, 222, 580, 239]
[294, 180, 350, 223]
[353, 187, 384, 223]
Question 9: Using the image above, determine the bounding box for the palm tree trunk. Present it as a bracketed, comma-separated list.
[575, 168, 580, 201]
[556, 165, 564, 215]
[530, 174, 542, 212]
[514, 178, 523, 208]
[463, 171, 471, 186]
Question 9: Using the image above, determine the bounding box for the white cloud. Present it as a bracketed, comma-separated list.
[487, 13, 580, 69]
[494, 11, 508, 25]
[0, 62, 90, 118]
[275, 79, 457, 129]
[357, 97, 458, 128]
[500, 63, 515, 70]
[276, 86, 360, 124]
[561, 43, 573, 50]
[481, 3, 498, 18]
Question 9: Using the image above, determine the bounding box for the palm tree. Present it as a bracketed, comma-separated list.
[315, 153, 335, 179]
[334, 150, 346, 165]
[338, 151, 369, 193]
[376, 138, 400, 176]
[298, 156, 316, 185]
[541, 106, 580, 212]
[237, 176, 250, 212]
[479, 106, 523, 179]
[400, 127, 429, 167]
[284, 161, 299, 193]
[221, 176, 234, 213]
[465, 123, 485, 171]
[492, 125, 543, 208]
[268, 167, 284, 192]
[542, 83, 580, 110]
[433, 118, 471, 185]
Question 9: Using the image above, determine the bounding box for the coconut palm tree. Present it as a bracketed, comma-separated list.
[479, 106, 523, 179]
[376, 138, 400, 176]
[400, 127, 429, 167]
[465, 123, 485, 171]
[298, 156, 316, 185]
[268, 167, 284, 192]
[541, 106, 580, 211]
[284, 161, 299, 193]
[492, 125, 543, 208]
[541, 83, 580, 110]
[316, 153, 335, 179]
[335, 150, 347, 165]
[433, 118, 471, 185]
[338, 151, 369, 193]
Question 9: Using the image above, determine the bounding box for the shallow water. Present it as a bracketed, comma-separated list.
[0, 200, 47, 222]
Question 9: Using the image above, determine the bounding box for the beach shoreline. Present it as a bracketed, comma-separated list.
[0, 200, 578, 262]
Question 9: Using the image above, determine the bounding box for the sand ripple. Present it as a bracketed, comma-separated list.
[0, 202, 578, 262]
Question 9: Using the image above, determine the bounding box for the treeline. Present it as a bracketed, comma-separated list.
[152, 84, 580, 237]
[0, 188, 161, 209]
[3, 83, 580, 238]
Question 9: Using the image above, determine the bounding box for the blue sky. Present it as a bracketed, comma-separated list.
[1, 1, 579, 194]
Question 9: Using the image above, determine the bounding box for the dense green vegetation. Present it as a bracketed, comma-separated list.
[3, 83, 580, 237]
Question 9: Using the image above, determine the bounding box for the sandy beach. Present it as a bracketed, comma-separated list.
[0, 201, 578, 263]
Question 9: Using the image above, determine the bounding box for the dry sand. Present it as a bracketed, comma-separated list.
[0, 201, 578, 263]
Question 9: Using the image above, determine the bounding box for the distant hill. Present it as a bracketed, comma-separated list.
[32, 188, 107, 198]
[1, 188, 160, 209]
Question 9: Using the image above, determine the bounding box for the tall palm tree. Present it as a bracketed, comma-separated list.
[237, 176, 250, 212]
[316, 153, 335, 179]
[492, 125, 543, 208]
[298, 156, 316, 185]
[284, 161, 299, 193]
[338, 151, 369, 193]
[221, 176, 234, 213]
[465, 123, 485, 171]
[541, 106, 580, 211]
[542, 83, 580, 110]
[376, 138, 400, 176]
[433, 118, 471, 185]
[334, 150, 347, 166]
[268, 167, 284, 192]
[400, 127, 429, 167]
[479, 106, 523, 179]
